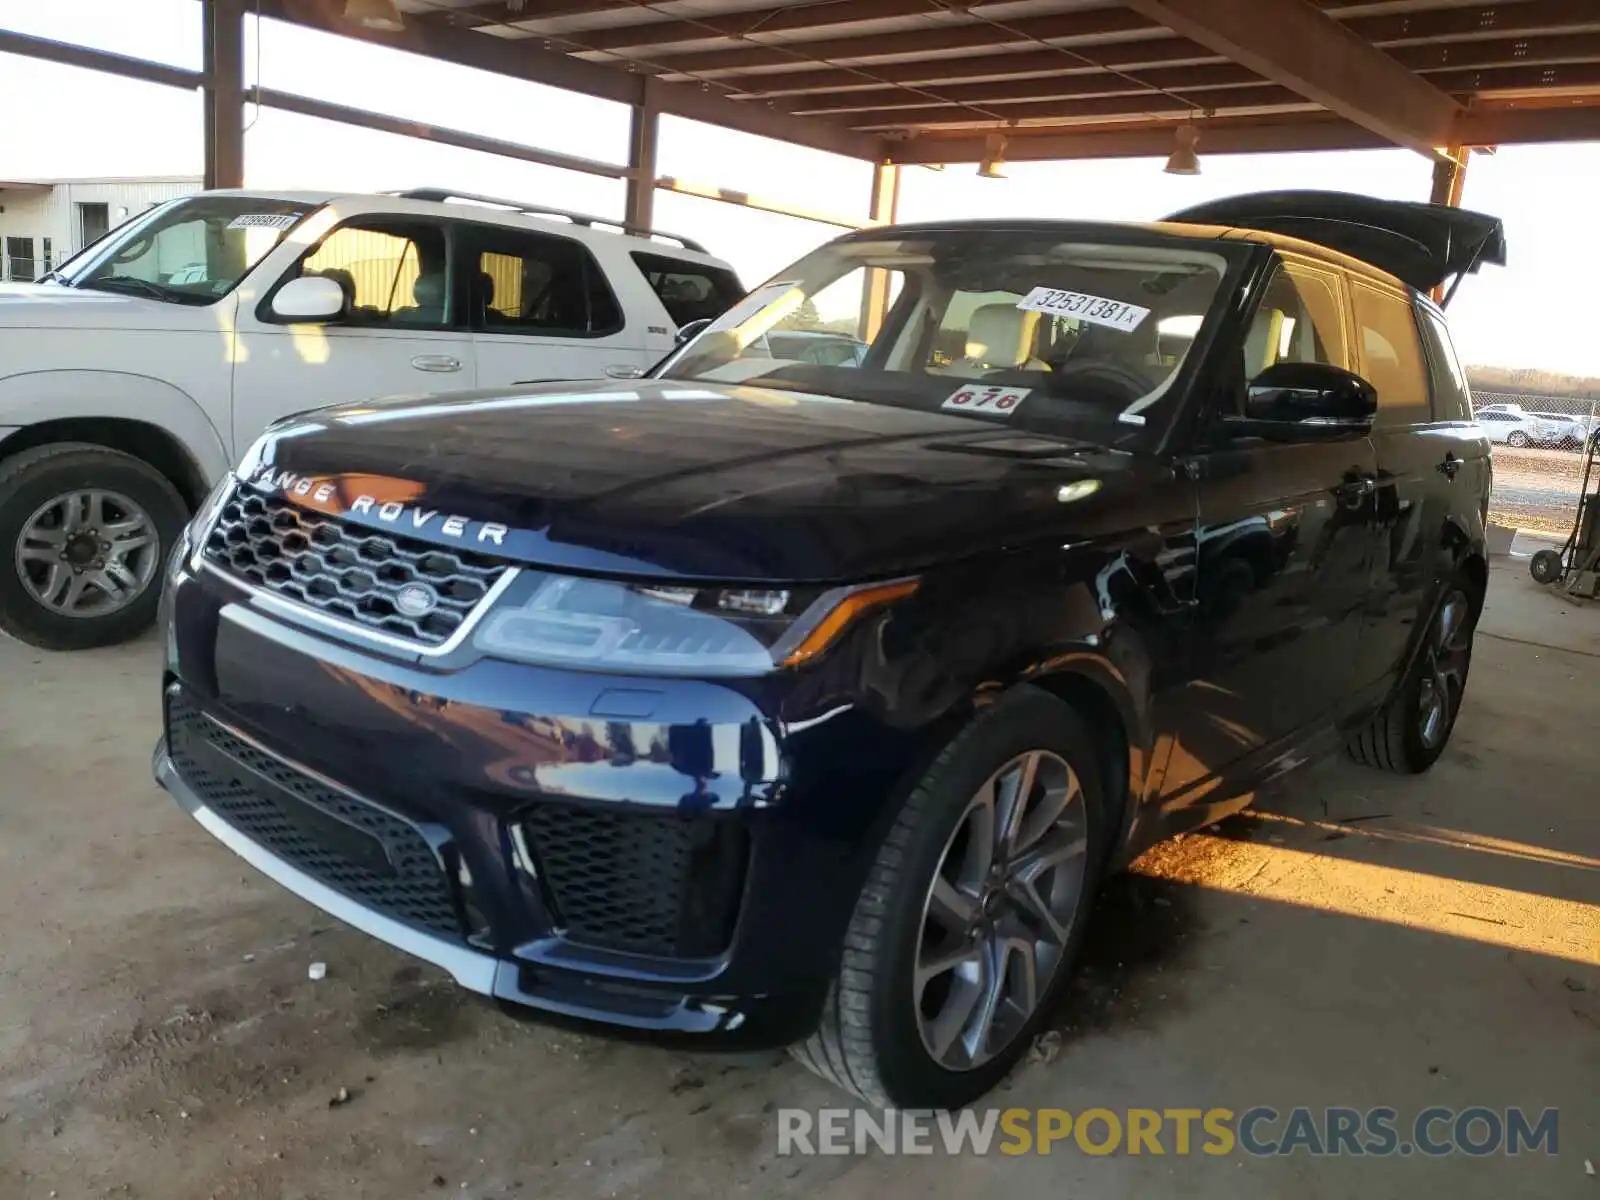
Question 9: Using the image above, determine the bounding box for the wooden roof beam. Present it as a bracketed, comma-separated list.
[885, 100, 1600, 163]
[573, 8, 1160, 71]
[1118, 0, 1462, 157]
[784, 63, 1264, 115]
[844, 84, 1309, 130]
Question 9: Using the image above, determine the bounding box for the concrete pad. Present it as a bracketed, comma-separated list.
[0, 558, 1595, 1198]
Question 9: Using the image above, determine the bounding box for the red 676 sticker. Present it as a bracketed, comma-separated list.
[941, 384, 1030, 416]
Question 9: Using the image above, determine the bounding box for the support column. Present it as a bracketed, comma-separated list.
[1430, 145, 1467, 208]
[858, 161, 900, 341]
[202, 0, 245, 190]
[624, 78, 661, 234]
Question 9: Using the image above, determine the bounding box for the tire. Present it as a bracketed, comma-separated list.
[1530, 548, 1564, 586]
[790, 685, 1109, 1108]
[0, 443, 188, 650]
[1347, 577, 1478, 774]
[1507, 431, 1530, 448]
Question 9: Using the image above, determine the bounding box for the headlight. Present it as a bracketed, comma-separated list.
[473, 572, 918, 676]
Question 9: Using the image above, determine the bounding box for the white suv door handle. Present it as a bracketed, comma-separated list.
[411, 355, 462, 373]
[604, 363, 645, 380]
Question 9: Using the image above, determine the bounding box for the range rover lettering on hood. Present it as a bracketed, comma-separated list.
[253, 466, 508, 547]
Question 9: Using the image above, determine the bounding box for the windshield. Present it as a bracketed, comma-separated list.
[659, 228, 1234, 439]
[55, 195, 314, 305]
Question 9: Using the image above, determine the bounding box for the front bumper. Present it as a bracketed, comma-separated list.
[153, 557, 927, 1048]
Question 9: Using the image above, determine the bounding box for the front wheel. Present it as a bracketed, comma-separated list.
[0, 443, 188, 650]
[1507, 430, 1530, 448]
[1347, 580, 1478, 774]
[791, 686, 1108, 1107]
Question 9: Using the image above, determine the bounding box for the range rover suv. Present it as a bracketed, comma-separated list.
[154, 192, 1502, 1109]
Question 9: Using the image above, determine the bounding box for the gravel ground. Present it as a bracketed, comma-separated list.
[1489, 445, 1594, 535]
[1, 558, 1596, 1199]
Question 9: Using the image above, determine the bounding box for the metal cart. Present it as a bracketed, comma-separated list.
[1529, 432, 1600, 596]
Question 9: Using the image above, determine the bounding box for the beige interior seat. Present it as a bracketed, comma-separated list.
[952, 303, 1048, 373]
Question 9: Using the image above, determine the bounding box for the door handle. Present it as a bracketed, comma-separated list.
[411, 354, 462, 373]
[604, 363, 645, 380]
[1437, 453, 1461, 480]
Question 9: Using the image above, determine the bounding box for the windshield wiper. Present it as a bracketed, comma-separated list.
[81, 275, 181, 302]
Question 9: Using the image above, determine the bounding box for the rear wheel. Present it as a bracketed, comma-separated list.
[790, 686, 1108, 1107]
[0, 443, 187, 650]
[1347, 581, 1477, 774]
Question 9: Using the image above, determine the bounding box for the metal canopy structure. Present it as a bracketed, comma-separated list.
[273, 0, 1600, 165]
[4, 0, 1600, 234]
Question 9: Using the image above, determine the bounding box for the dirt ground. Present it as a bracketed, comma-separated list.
[1, 557, 1596, 1200]
[1489, 445, 1594, 537]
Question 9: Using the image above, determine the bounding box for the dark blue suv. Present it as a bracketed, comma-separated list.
[156, 193, 1501, 1108]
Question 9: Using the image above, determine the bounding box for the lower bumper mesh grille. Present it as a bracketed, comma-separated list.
[521, 804, 747, 958]
[165, 687, 463, 941]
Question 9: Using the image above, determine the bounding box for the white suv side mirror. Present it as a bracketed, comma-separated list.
[271, 276, 346, 322]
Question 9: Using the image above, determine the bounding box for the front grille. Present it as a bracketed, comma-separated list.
[521, 805, 747, 958]
[165, 689, 463, 940]
[202, 485, 508, 647]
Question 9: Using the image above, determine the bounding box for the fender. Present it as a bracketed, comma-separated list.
[0, 370, 231, 487]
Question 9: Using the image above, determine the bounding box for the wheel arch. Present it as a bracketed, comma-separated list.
[0, 370, 229, 511]
[1020, 663, 1136, 864]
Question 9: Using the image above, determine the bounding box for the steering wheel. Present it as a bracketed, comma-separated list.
[1035, 358, 1155, 404]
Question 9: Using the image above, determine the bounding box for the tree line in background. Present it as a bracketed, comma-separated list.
[1467, 364, 1600, 400]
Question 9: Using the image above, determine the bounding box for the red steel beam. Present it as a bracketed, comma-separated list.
[1119, 0, 1461, 155]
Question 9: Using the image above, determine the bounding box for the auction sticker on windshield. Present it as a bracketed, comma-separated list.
[1017, 287, 1150, 333]
[226, 213, 301, 231]
[943, 385, 1030, 415]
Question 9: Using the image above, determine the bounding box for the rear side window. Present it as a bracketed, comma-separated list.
[1415, 306, 1473, 422]
[630, 252, 744, 327]
[1351, 281, 1430, 427]
[470, 228, 623, 337]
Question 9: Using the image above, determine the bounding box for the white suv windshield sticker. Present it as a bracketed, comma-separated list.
[942, 385, 1030, 416]
[226, 213, 299, 230]
[1017, 286, 1150, 333]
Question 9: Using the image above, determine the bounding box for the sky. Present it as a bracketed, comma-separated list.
[3, 0, 1599, 374]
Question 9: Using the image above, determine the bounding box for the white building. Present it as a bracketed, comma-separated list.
[0, 176, 200, 282]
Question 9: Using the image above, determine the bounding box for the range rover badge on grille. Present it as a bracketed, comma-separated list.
[394, 583, 440, 618]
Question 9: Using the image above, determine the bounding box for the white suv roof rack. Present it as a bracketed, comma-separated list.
[390, 188, 708, 254]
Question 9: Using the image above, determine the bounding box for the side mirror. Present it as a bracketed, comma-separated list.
[1226, 361, 1376, 441]
[675, 317, 711, 345]
[271, 276, 347, 322]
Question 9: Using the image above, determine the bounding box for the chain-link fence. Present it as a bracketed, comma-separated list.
[1474, 390, 1599, 538]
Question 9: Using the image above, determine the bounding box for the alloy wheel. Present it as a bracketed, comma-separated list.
[913, 749, 1090, 1070]
[13, 489, 160, 618]
[1417, 589, 1473, 749]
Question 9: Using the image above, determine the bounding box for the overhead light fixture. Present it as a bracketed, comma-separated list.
[1164, 122, 1200, 175]
[978, 133, 1008, 179]
[344, 0, 404, 32]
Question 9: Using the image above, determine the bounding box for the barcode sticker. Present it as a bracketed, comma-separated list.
[942, 384, 1030, 416]
[227, 213, 300, 231]
[1017, 286, 1150, 333]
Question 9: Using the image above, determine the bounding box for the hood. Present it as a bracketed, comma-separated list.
[246, 381, 1168, 582]
[0, 282, 213, 330]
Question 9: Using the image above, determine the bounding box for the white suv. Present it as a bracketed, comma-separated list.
[0, 187, 743, 649]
